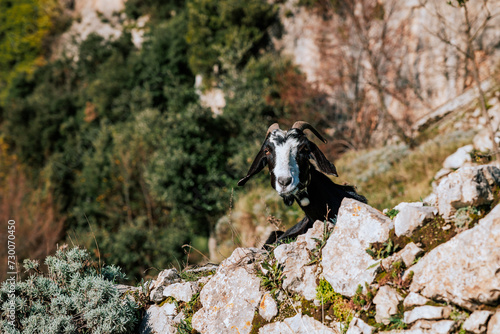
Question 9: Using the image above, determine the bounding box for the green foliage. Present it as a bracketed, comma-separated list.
[0, 247, 139, 333]
[186, 0, 279, 79]
[315, 279, 353, 324]
[366, 239, 400, 260]
[257, 257, 286, 299]
[352, 283, 375, 308]
[385, 208, 399, 219]
[0, 0, 62, 102]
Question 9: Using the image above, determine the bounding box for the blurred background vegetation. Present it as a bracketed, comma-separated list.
[0, 0, 494, 282]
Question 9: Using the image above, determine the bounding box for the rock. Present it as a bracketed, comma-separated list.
[296, 220, 332, 251]
[394, 202, 424, 211]
[487, 310, 500, 334]
[432, 169, 453, 190]
[411, 320, 456, 334]
[139, 303, 177, 334]
[172, 311, 185, 325]
[373, 286, 403, 325]
[274, 221, 327, 300]
[346, 317, 374, 334]
[258, 292, 278, 322]
[259, 313, 341, 334]
[403, 306, 451, 324]
[149, 268, 181, 303]
[403, 292, 430, 308]
[473, 130, 500, 152]
[398, 243, 424, 267]
[394, 204, 438, 237]
[163, 281, 200, 303]
[436, 165, 500, 219]
[442, 145, 473, 169]
[192, 248, 263, 334]
[322, 199, 393, 297]
[423, 193, 438, 207]
[463, 310, 493, 334]
[409, 204, 500, 310]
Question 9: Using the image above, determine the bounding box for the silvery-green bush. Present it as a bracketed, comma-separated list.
[0, 247, 139, 333]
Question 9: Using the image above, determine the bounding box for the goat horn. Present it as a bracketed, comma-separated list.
[292, 121, 327, 143]
[266, 123, 280, 138]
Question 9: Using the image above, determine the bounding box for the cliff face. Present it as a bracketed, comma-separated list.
[140, 158, 500, 334]
[276, 0, 500, 127]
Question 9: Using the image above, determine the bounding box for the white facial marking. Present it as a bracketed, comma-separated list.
[270, 132, 300, 195]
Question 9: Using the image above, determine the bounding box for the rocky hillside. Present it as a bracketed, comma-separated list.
[136, 149, 500, 333]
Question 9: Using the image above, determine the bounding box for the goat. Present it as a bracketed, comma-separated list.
[238, 121, 367, 246]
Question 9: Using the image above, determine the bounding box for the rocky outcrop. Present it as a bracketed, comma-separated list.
[274, 221, 330, 300]
[409, 204, 500, 310]
[192, 248, 264, 334]
[436, 165, 500, 219]
[139, 163, 500, 334]
[322, 199, 393, 297]
[259, 314, 341, 334]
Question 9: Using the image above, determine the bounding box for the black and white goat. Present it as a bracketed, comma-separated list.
[238, 121, 367, 245]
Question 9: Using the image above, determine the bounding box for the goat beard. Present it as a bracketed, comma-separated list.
[282, 195, 295, 206]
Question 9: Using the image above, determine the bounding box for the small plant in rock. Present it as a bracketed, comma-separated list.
[307, 220, 334, 265]
[385, 208, 400, 219]
[0, 246, 139, 333]
[177, 292, 202, 334]
[352, 283, 375, 309]
[386, 311, 407, 330]
[316, 279, 353, 325]
[257, 258, 286, 299]
[366, 239, 401, 259]
[131, 278, 153, 309]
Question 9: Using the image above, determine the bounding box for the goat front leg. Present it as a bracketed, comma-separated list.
[276, 216, 313, 243]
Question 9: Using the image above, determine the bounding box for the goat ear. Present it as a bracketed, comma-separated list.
[238, 148, 267, 186]
[309, 142, 338, 176]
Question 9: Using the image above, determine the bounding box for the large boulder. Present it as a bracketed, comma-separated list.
[442, 145, 473, 169]
[192, 248, 264, 334]
[393, 203, 437, 237]
[409, 204, 500, 310]
[436, 166, 500, 219]
[274, 221, 330, 300]
[373, 286, 403, 325]
[259, 313, 341, 334]
[139, 303, 177, 334]
[322, 199, 393, 297]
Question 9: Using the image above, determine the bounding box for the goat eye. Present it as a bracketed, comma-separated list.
[264, 148, 271, 155]
[298, 143, 309, 152]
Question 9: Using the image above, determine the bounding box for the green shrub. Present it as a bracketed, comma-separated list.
[0, 247, 139, 333]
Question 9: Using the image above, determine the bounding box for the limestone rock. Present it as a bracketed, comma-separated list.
[436, 166, 500, 219]
[409, 204, 500, 310]
[259, 292, 278, 322]
[139, 303, 177, 334]
[487, 310, 500, 334]
[398, 243, 424, 267]
[163, 281, 200, 303]
[473, 130, 500, 152]
[259, 313, 341, 334]
[403, 292, 430, 308]
[373, 286, 403, 325]
[192, 248, 263, 334]
[403, 306, 451, 324]
[346, 317, 374, 334]
[274, 221, 328, 300]
[411, 320, 456, 334]
[149, 269, 181, 303]
[322, 199, 393, 297]
[463, 310, 493, 334]
[394, 204, 437, 237]
[443, 145, 473, 169]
